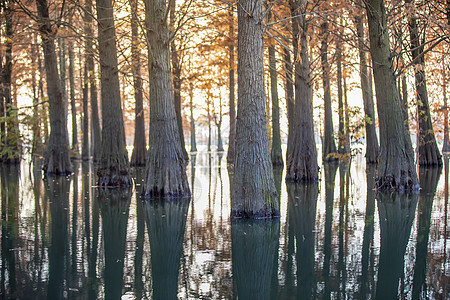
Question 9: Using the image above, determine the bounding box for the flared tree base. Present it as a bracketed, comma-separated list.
[43, 149, 72, 175]
[97, 166, 133, 187]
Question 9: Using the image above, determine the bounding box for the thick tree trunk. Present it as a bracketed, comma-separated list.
[85, 0, 101, 162]
[36, 0, 72, 175]
[1, 3, 20, 164]
[365, 0, 418, 191]
[31, 36, 42, 158]
[400, 73, 410, 131]
[189, 82, 197, 152]
[82, 77, 89, 161]
[95, 0, 132, 186]
[143, 0, 190, 197]
[268, 43, 283, 166]
[336, 29, 350, 157]
[321, 22, 337, 161]
[0, 53, 5, 161]
[130, 0, 147, 166]
[407, 0, 442, 166]
[284, 47, 294, 149]
[231, 0, 278, 218]
[286, 1, 319, 182]
[355, 13, 379, 164]
[227, 8, 236, 163]
[68, 39, 78, 156]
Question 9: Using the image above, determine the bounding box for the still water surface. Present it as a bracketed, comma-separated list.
[0, 152, 449, 299]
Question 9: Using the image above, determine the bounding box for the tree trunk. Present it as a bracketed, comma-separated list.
[1, 2, 20, 164]
[143, 0, 190, 197]
[407, 0, 442, 166]
[400, 73, 410, 131]
[286, 1, 319, 182]
[0, 53, 5, 161]
[95, 0, 132, 187]
[227, 8, 236, 164]
[36, 0, 72, 175]
[284, 47, 294, 149]
[321, 21, 337, 161]
[189, 82, 197, 152]
[207, 98, 211, 151]
[231, 0, 278, 218]
[443, 69, 450, 153]
[355, 13, 379, 164]
[130, 0, 147, 166]
[268, 44, 283, 166]
[82, 74, 90, 161]
[68, 38, 78, 157]
[85, 0, 101, 162]
[31, 35, 42, 158]
[365, 0, 418, 190]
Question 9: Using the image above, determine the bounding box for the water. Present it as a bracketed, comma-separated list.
[0, 152, 449, 299]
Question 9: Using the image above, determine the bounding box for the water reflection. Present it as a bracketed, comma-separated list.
[0, 153, 449, 299]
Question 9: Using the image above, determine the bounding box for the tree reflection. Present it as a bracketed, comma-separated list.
[45, 176, 71, 299]
[375, 192, 418, 299]
[145, 198, 190, 299]
[286, 182, 319, 299]
[231, 219, 280, 299]
[134, 168, 146, 299]
[412, 167, 441, 299]
[98, 188, 132, 300]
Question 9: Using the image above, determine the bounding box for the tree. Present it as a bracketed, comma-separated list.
[320, 21, 338, 162]
[143, 0, 190, 197]
[365, 0, 418, 190]
[36, 0, 72, 175]
[130, 0, 146, 166]
[354, 8, 379, 164]
[226, 7, 236, 164]
[96, 0, 132, 186]
[231, 0, 278, 218]
[286, 0, 318, 182]
[406, 0, 442, 166]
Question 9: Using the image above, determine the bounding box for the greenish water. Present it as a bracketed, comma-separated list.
[0, 152, 448, 299]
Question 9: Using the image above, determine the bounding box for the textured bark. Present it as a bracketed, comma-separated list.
[145, 199, 189, 299]
[355, 13, 379, 163]
[336, 30, 350, 157]
[231, 0, 278, 218]
[130, 0, 146, 166]
[95, 0, 132, 186]
[85, 0, 101, 162]
[189, 82, 197, 152]
[0, 56, 4, 161]
[31, 37, 42, 158]
[400, 74, 410, 131]
[268, 43, 283, 166]
[443, 72, 450, 153]
[407, 0, 442, 166]
[1, 3, 20, 164]
[98, 189, 131, 300]
[36, 0, 72, 175]
[82, 78, 89, 160]
[365, 0, 418, 191]
[227, 12, 236, 163]
[375, 192, 418, 299]
[143, 0, 190, 197]
[284, 47, 294, 148]
[231, 219, 280, 298]
[68, 39, 78, 156]
[286, 1, 318, 182]
[321, 22, 337, 161]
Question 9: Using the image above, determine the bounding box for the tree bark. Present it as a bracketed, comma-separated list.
[268, 43, 283, 166]
[406, 0, 442, 166]
[286, 1, 319, 182]
[85, 0, 101, 162]
[231, 0, 278, 218]
[68, 38, 78, 157]
[95, 0, 132, 186]
[130, 0, 147, 166]
[0, 47, 5, 161]
[227, 8, 236, 164]
[365, 0, 418, 191]
[284, 47, 294, 149]
[143, 0, 190, 197]
[1, 2, 20, 163]
[36, 0, 72, 175]
[355, 13, 379, 163]
[82, 72, 89, 161]
[443, 69, 450, 153]
[189, 81, 197, 152]
[321, 21, 337, 161]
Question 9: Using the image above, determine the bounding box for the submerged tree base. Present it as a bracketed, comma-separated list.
[97, 166, 133, 187]
[231, 207, 280, 219]
[375, 172, 419, 192]
[43, 150, 72, 175]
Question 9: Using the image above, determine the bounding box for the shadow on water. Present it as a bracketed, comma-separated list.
[231, 218, 280, 300]
[375, 191, 418, 299]
[145, 197, 190, 299]
[98, 187, 132, 300]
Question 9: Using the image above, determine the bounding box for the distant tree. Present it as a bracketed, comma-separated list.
[96, 0, 132, 186]
[231, 0, 278, 218]
[365, 0, 418, 190]
[36, 0, 72, 175]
